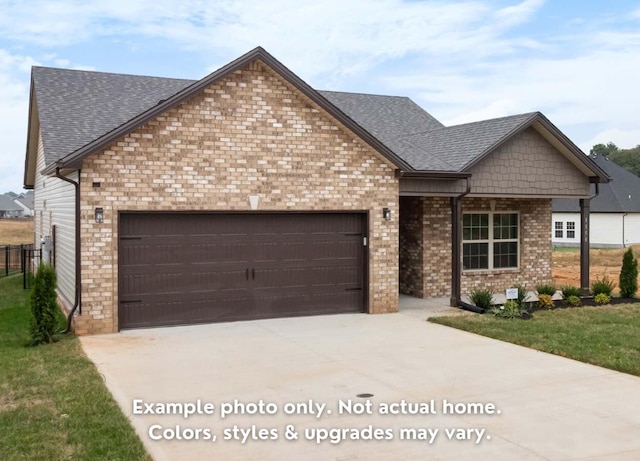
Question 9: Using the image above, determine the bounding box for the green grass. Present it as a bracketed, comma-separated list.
[430, 304, 640, 376]
[552, 246, 580, 253]
[0, 274, 151, 460]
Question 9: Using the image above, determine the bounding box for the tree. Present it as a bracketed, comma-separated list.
[619, 248, 638, 298]
[590, 142, 640, 177]
[590, 142, 619, 158]
[30, 263, 59, 345]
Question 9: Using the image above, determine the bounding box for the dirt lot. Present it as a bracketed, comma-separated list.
[0, 219, 34, 245]
[552, 245, 640, 292]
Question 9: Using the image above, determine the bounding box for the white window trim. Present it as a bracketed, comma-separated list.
[554, 221, 564, 239]
[463, 211, 520, 272]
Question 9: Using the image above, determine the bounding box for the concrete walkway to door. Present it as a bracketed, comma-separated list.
[80, 309, 640, 461]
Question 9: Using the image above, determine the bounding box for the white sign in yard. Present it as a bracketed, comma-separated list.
[505, 288, 518, 300]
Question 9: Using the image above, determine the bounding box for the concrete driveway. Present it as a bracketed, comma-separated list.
[80, 310, 640, 461]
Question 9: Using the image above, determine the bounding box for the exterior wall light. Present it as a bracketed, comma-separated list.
[383, 208, 391, 221]
[95, 207, 104, 224]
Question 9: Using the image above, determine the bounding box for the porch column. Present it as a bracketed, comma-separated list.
[580, 198, 590, 295]
[450, 197, 462, 306]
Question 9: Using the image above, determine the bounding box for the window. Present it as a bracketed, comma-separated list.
[554, 221, 563, 238]
[566, 221, 575, 239]
[463, 212, 519, 270]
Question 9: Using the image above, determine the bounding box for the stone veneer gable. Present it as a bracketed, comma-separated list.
[76, 60, 399, 334]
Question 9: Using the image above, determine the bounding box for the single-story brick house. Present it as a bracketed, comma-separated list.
[23, 47, 609, 334]
[553, 154, 640, 248]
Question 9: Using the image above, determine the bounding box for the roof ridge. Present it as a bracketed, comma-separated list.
[32, 65, 196, 83]
[446, 111, 539, 129]
[319, 89, 411, 99]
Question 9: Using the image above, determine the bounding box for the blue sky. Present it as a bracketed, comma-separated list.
[1, 0, 639, 193]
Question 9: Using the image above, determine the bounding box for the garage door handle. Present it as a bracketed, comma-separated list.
[252, 268, 255, 280]
[121, 299, 142, 304]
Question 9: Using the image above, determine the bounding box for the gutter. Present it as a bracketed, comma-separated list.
[54, 167, 81, 333]
[450, 178, 471, 307]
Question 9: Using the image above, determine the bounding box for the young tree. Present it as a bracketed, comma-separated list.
[619, 248, 638, 298]
[30, 263, 59, 344]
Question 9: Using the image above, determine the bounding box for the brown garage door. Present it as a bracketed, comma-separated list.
[118, 212, 367, 329]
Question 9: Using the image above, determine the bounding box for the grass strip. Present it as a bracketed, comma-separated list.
[430, 304, 640, 376]
[0, 274, 151, 460]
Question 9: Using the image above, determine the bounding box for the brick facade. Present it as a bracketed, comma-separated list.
[399, 196, 424, 297]
[399, 196, 553, 300]
[460, 197, 553, 295]
[75, 61, 399, 335]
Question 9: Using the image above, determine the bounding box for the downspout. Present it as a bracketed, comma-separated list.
[622, 212, 628, 248]
[55, 167, 81, 333]
[450, 178, 471, 308]
[580, 183, 600, 295]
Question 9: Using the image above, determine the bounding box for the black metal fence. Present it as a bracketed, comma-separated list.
[0, 244, 41, 289]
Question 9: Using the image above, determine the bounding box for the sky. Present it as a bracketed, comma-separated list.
[1, 0, 639, 193]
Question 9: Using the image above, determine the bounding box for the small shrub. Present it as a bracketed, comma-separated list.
[566, 295, 581, 307]
[619, 248, 638, 298]
[489, 300, 525, 319]
[560, 285, 582, 299]
[513, 284, 528, 305]
[536, 283, 557, 296]
[594, 293, 611, 305]
[537, 293, 554, 309]
[469, 288, 494, 310]
[591, 276, 615, 296]
[30, 263, 60, 345]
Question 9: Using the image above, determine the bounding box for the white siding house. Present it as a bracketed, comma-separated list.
[553, 155, 640, 248]
[32, 129, 77, 306]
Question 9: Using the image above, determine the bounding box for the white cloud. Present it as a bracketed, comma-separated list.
[0, 0, 638, 191]
[0, 49, 39, 193]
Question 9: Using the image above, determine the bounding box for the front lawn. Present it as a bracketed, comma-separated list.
[429, 304, 640, 376]
[0, 274, 150, 460]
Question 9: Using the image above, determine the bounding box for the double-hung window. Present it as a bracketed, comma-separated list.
[554, 221, 563, 238]
[463, 212, 519, 270]
[566, 221, 575, 239]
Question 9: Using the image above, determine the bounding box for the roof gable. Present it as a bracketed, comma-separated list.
[33, 47, 414, 178]
[24, 46, 610, 187]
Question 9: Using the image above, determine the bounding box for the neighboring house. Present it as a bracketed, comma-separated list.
[0, 194, 23, 218]
[553, 155, 640, 248]
[23, 47, 609, 335]
[14, 192, 35, 217]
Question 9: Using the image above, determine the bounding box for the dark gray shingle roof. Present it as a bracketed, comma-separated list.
[15, 193, 34, 210]
[397, 112, 537, 171]
[553, 155, 640, 213]
[33, 67, 193, 165]
[0, 194, 23, 212]
[31, 65, 586, 176]
[318, 90, 444, 140]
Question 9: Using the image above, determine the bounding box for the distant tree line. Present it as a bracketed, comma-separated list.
[590, 142, 640, 177]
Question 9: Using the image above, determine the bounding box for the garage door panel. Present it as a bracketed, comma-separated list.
[252, 291, 362, 317]
[119, 213, 366, 329]
[253, 240, 361, 262]
[121, 268, 250, 298]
